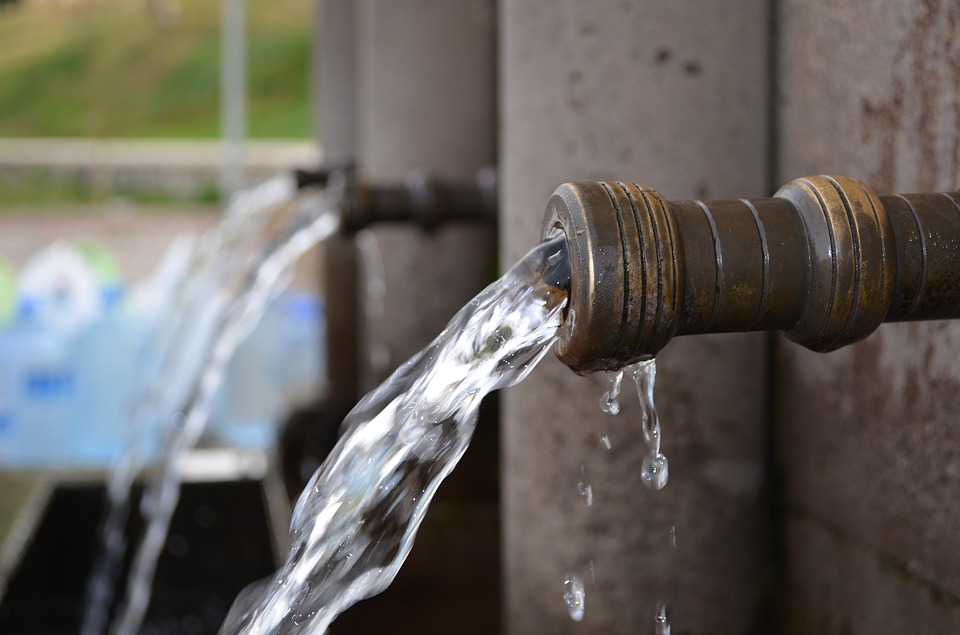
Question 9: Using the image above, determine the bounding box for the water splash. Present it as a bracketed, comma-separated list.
[562, 573, 586, 622]
[628, 359, 668, 490]
[577, 465, 593, 507]
[219, 236, 570, 634]
[655, 602, 671, 635]
[82, 176, 342, 635]
[599, 370, 624, 415]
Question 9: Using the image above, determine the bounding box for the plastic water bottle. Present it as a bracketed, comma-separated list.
[0, 297, 74, 466]
[0, 340, 13, 464]
[17, 241, 100, 334]
[70, 284, 141, 466]
[280, 293, 326, 409]
[212, 297, 286, 449]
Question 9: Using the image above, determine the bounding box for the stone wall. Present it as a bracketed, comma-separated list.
[500, 1, 770, 633]
[778, 1, 960, 631]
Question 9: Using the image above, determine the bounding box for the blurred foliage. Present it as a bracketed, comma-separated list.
[0, 172, 221, 207]
[0, 0, 312, 138]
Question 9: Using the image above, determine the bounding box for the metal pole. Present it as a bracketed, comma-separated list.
[220, 0, 246, 202]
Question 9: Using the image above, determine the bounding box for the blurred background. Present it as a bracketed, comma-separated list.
[0, 1, 324, 633]
[0, 1, 959, 635]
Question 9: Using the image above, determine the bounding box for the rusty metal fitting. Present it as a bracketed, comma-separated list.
[542, 176, 960, 373]
[337, 168, 498, 233]
[293, 162, 356, 190]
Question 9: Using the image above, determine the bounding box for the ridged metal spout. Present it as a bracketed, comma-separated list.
[542, 175, 960, 373]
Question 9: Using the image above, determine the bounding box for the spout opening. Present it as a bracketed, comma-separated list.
[541, 182, 681, 373]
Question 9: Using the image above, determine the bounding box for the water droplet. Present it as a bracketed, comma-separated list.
[589, 559, 596, 584]
[669, 525, 677, 548]
[641, 452, 669, 490]
[577, 465, 593, 506]
[598, 433, 612, 450]
[628, 358, 669, 490]
[599, 394, 620, 415]
[655, 603, 671, 635]
[562, 573, 585, 622]
[577, 480, 593, 507]
[599, 370, 624, 415]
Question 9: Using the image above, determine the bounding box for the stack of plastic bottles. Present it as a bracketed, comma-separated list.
[0, 240, 326, 470]
[210, 292, 327, 450]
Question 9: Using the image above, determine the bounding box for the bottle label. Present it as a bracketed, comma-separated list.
[23, 370, 74, 398]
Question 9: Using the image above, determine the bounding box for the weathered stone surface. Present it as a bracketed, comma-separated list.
[778, 0, 960, 619]
[501, 1, 770, 631]
[779, 0, 960, 193]
[354, 0, 497, 390]
[780, 324, 960, 599]
[501, 1, 769, 632]
[784, 515, 960, 635]
[504, 336, 768, 634]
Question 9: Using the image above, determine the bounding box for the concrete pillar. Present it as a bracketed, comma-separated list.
[316, 0, 356, 164]
[778, 2, 960, 632]
[501, 2, 769, 634]
[324, 2, 500, 633]
[354, 0, 497, 389]
[317, 0, 359, 403]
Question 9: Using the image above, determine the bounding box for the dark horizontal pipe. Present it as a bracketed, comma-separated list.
[293, 162, 356, 189]
[542, 175, 960, 373]
[298, 167, 498, 233]
[340, 173, 497, 232]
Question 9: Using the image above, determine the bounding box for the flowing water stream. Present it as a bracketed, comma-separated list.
[82, 176, 342, 635]
[73, 167, 572, 635]
[218, 234, 570, 634]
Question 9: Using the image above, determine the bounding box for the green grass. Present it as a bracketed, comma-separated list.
[0, 0, 312, 139]
[0, 172, 221, 207]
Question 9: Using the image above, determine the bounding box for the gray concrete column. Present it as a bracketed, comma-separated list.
[501, 1, 769, 634]
[778, 2, 960, 632]
[316, 0, 360, 402]
[354, 0, 497, 389]
[324, 2, 500, 633]
[316, 0, 356, 162]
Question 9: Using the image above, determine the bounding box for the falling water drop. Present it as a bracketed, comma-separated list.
[577, 481, 594, 507]
[628, 358, 669, 490]
[562, 573, 586, 622]
[598, 433, 612, 450]
[669, 525, 677, 548]
[599, 370, 624, 415]
[577, 466, 593, 507]
[655, 602, 671, 635]
[641, 452, 669, 491]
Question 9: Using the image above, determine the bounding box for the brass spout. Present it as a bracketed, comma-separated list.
[542, 176, 960, 373]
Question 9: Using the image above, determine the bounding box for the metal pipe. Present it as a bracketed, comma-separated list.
[296, 166, 498, 232]
[542, 175, 960, 373]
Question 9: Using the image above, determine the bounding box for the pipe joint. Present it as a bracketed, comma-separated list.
[319, 168, 498, 233]
[774, 176, 896, 352]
